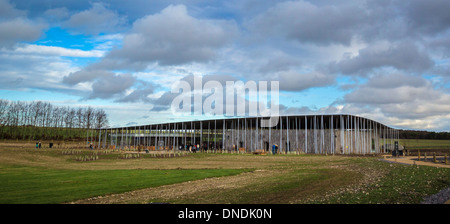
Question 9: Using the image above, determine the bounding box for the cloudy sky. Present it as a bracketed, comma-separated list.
[1, 0, 450, 131]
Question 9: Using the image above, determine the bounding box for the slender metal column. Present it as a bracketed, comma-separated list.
[115, 128, 118, 148]
[313, 115, 317, 154]
[191, 121, 194, 147]
[352, 115, 354, 154]
[237, 119, 239, 151]
[156, 124, 160, 150]
[374, 121, 377, 153]
[331, 115, 334, 154]
[269, 117, 272, 153]
[250, 119, 253, 151]
[383, 125, 386, 153]
[321, 115, 324, 154]
[279, 116, 282, 153]
[208, 121, 210, 151]
[363, 118, 366, 154]
[296, 116, 299, 153]
[214, 119, 217, 151]
[305, 116, 308, 153]
[222, 120, 225, 150]
[120, 127, 123, 149]
[354, 115, 356, 154]
[260, 117, 263, 150]
[344, 115, 350, 153]
[287, 116, 289, 152]
[172, 123, 175, 151]
[245, 118, 247, 152]
[255, 117, 258, 150]
[339, 115, 343, 154]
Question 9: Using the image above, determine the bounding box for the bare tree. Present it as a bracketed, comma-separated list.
[0, 98, 110, 140]
[94, 109, 109, 129]
[0, 99, 10, 126]
[64, 107, 75, 128]
[84, 106, 94, 129]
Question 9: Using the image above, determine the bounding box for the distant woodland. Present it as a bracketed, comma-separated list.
[0, 99, 109, 141]
[399, 129, 450, 140]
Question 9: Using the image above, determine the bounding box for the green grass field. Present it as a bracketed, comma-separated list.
[0, 165, 245, 204]
[0, 141, 449, 204]
[399, 139, 450, 149]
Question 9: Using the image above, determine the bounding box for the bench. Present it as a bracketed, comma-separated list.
[253, 149, 266, 155]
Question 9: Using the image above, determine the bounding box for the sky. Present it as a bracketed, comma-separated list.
[1, 0, 450, 131]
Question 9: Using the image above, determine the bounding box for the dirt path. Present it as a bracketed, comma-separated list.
[68, 169, 278, 204]
[382, 155, 449, 168]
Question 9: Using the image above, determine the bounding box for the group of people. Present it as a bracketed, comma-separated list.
[178, 144, 199, 153]
[178, 142, 223, 152]
[35, 141, 54, 149]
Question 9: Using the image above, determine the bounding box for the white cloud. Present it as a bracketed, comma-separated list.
[342, 73, 450, 123]
[12, 44, 105, 57]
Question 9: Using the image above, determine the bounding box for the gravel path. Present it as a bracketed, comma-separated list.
[421, 186, 450, 204]
[381, 156, 450, 204]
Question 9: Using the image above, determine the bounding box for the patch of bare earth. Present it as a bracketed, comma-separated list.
[293, 162, 388, 203]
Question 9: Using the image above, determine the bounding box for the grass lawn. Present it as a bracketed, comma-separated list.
[0, 142, 449, 204]
[398, 139, 450, 149]
[0, 165, 247, 204]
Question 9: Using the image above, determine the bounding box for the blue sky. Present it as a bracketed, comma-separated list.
[1, 0, 450, 131]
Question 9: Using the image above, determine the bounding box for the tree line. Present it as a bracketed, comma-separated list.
[0, 99, 109, 141]
[399, 129, 450, 140]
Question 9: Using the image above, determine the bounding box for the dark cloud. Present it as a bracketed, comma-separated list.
[115, 80, 157, 103]
[0, 0, 47, 48]
[63, 69, 140, 100]
[63, 2, 127, 35]
[278, 71, 336, 91]
[62, 69, 114, 85]
[403, 0, 450, 35]
[43, 7, 70, 22]
[0, 0, 26, 19]
[248, 0, 368, 46]
[88, 73, 135, 99]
